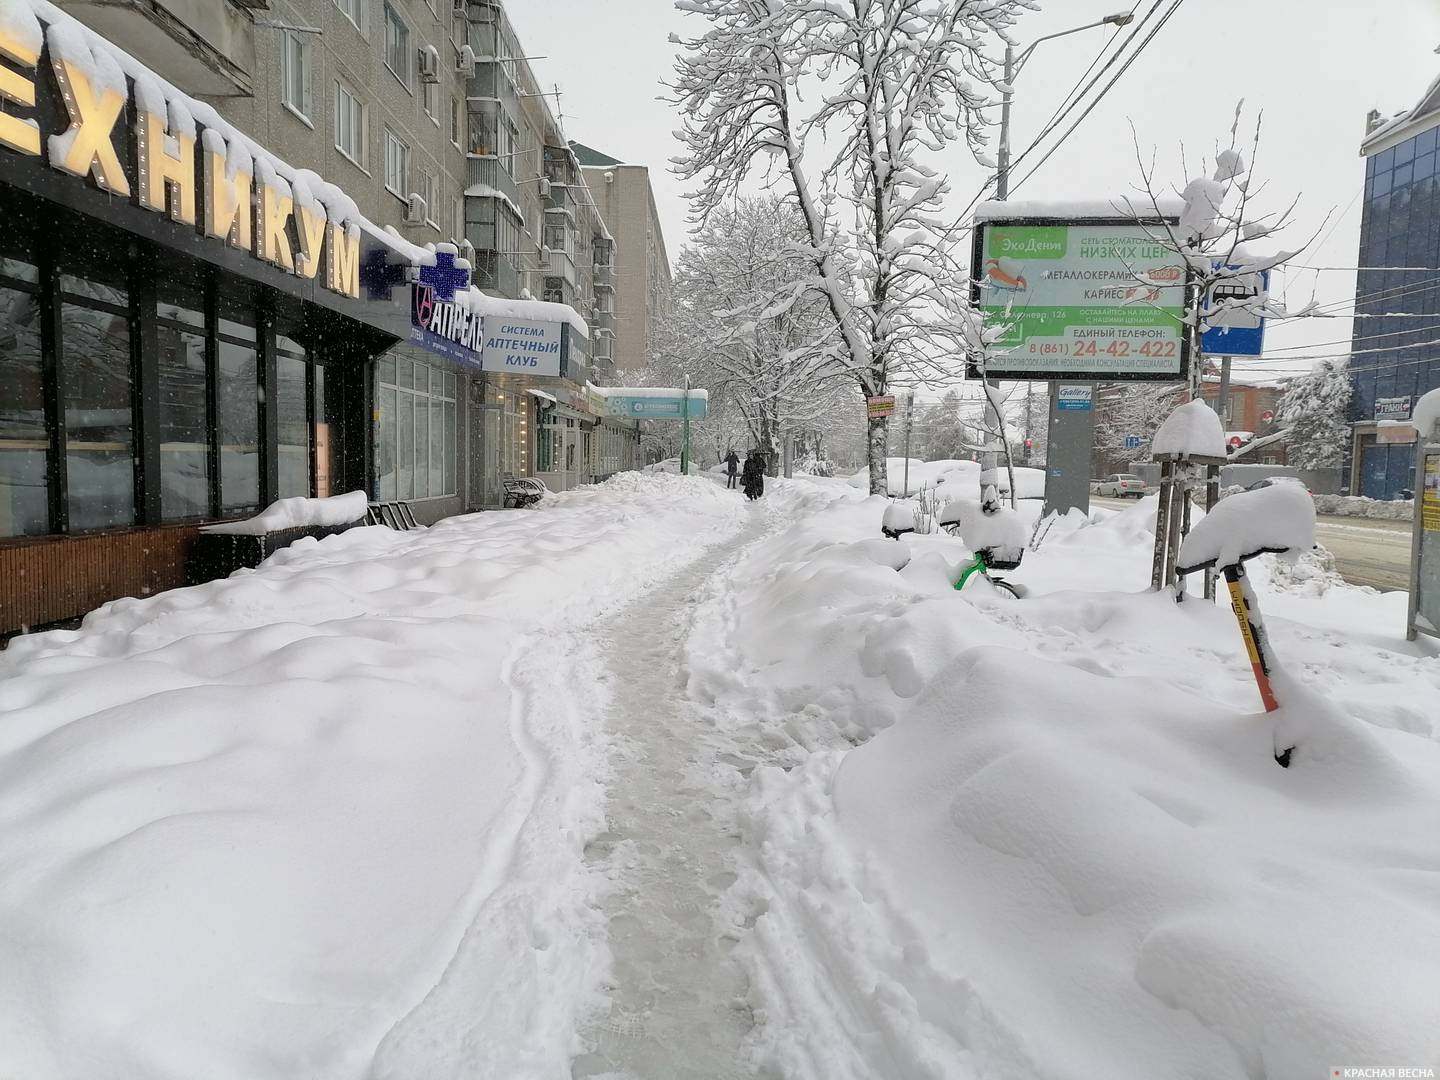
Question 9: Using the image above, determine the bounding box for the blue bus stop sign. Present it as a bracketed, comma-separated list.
[1202, 266, 1269, 357]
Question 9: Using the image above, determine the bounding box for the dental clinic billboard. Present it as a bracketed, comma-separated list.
[970, 214, 1189, 383]
[481, 318, 564, 377]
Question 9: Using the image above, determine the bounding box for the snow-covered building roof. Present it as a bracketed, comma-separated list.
[1361, 72, 1440, 157]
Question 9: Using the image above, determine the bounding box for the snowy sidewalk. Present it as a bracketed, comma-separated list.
[0, 474, 749, 1080]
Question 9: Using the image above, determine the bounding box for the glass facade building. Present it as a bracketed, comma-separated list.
[1348, 95, 1440, 498]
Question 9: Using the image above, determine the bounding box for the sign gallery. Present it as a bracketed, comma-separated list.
[0, 18, 362, 299]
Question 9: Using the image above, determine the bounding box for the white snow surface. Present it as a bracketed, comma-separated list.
[4, 472, 1440, 1079]
[980, 464, 1045, 499]
[703, 486, 1440, 1079]
[1415, 386, 1440, 438]
[847, 458, 980, 497]
[0, 473, 746, 1080]
[1179, 479, 1317, 571]
[1152, 398, 1228, 458]
[198, 490, 368, 535]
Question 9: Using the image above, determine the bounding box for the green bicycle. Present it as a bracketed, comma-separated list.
[950, 545, 1026, 599]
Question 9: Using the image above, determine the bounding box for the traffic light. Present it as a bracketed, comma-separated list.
[1024, 438, 1033, 450]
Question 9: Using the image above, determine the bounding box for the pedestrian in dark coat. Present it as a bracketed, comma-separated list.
[741, 450, 766, 501]
[724, 449, 740, 489]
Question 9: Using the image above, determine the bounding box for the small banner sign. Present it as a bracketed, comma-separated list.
[867, 395, 897, 418]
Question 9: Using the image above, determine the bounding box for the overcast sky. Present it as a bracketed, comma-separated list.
[506, 0, 1440, 382]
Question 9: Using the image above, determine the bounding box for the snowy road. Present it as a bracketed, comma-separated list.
[1094, 495, 1414, 591]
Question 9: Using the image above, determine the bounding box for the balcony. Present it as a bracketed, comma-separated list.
[545, 245, 576, 286]
[594, 307, 615, 334]
[468, 61, 519, 115]
[60, 0, 256, 95]
[543, 144, 578, 188]
[593, 262, 615, 288]
[545, 182, 578, 217]
[466, 155, 521, 209]
[472, 249, 519, 298]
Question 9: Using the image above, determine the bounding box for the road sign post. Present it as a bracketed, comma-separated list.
[681, 376, 691, 476]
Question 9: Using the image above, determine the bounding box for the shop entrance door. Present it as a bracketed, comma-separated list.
[475, 403, 504, 509]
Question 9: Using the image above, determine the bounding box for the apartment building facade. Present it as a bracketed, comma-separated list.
[0, 0, 638, 634]
[575, 142, 673, 373]
[53, 0, 636, 502]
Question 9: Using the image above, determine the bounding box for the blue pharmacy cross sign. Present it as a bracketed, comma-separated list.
[417, 249, 471, 301]
[360, 249, 410, 301]
[1202, 265, 1270, 358]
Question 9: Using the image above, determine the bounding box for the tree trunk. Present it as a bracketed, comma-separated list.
[866, 414, 890, 496]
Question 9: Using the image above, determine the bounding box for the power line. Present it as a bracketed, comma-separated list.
[1256, 319, 1440, 354]
[1007, 0, 1186, 197]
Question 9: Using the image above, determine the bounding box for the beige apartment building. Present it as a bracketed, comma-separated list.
[575, 143, 673, 373]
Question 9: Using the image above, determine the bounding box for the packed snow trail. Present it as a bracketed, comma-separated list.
[571, 509, 778, 1080]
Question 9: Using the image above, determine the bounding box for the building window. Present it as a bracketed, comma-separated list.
[334, 0, 361, 30]
[383, 3, 410, 86]
[423, 78, 439, 121]
[452, 196, 464, 246]
[276, 339, 311, 499]
[60, 277, 135, 532]
[156, 281, 209, 521]
[451, 98, 463, 148]
[0, 265, 46, 538]
[375, 356, 457, 501]
[217, 300, 261, 515]
[384, 128, 409, 197]
[420, 171, 438, 229]
[280, 32, 312, 121]
[334, 82, 367, 168]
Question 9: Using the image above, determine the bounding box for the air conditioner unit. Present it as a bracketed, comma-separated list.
[405, 194, 427, 226]
[537, 177, 551, 198]
[419, 45, 440, 84]
[456, 44, 477, 76]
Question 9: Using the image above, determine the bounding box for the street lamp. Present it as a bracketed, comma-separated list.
[996, 12, 1134, 199]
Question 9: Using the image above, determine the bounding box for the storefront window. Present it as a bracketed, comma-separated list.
[62, 293, 134, 532]
[218, 338, 260, 514]
[277, 339, 310, 499]
[157, 294, 210, 520]
[0, 274, 47, 537]
[375, 355, 457, 501]
[157, 323, 208, 520]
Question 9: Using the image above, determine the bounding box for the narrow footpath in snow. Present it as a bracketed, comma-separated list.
[571, 509, 778, 1080]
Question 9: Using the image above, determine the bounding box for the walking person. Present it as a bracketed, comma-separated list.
[724, 449, 740, 489]
[741, 449, 766, 501]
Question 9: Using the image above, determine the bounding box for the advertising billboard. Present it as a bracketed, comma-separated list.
[970, 218, 1189, 382]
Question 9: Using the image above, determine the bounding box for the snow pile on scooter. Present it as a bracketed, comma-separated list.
[1179, 478, 1316, 571]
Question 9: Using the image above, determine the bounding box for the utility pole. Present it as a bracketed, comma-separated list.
[993, 13, 1134, 509]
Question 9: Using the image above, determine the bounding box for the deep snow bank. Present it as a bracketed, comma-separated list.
[0, 473, 745, 1080]
[708, 480, 1440, 1078]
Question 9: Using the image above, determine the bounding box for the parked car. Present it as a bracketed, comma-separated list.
[1091, 473, 1148, 498]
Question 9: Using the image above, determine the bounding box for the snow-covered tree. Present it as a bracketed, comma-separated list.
[1275, 360, 1351, 469]
[1095, 382, 1183, 465]
[1128, 111, 1322, 400]
[651, 196, 848, 475]
[915, 390, 972, 461]
[669, 0, 1027, 494]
